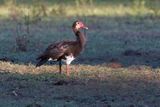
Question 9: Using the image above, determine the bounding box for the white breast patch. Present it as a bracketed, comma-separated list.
[62, 54, 75, 65]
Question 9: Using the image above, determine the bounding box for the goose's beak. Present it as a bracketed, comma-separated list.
[83, 26, 88, 29]
[80, 22, 88, 29]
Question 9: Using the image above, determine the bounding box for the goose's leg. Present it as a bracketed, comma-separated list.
[66, 64, 70, 76]
[65, 53, 74, 76]
[59, 60, 62, 74]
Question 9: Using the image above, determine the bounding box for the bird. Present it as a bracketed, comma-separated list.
[36, 20, 88, 76]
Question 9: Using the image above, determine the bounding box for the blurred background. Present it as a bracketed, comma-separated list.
[0, 0, 160, 67]
[1, 1, 160, 107]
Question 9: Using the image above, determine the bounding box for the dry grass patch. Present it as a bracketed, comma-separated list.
[0, 61, 160, 81]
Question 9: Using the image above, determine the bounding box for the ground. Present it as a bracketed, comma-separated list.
[0, 62, 160, 107]
[0, 0, 160, 107]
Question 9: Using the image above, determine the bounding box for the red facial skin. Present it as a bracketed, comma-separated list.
[80, 22, 88, 29]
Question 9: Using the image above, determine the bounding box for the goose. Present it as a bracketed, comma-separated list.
[36, 20, 88, 76]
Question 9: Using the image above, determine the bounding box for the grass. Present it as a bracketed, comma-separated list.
[0, 0, 160, 107]
[0, 62, 160, 107]
[0, 0, 159, 18]
[0, 15, 160, 67]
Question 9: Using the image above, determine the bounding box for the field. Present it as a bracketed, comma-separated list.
[0, 0, 160, 107]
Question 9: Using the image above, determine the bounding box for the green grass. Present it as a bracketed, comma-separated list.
[0, 0, 159, 18]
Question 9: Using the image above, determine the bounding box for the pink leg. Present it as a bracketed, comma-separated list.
[66, 64, 70, 76]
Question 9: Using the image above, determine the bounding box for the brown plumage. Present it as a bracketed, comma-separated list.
[36, 20, 88, 76]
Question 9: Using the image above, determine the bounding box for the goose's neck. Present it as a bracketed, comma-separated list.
[73, 28, 86, 48]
